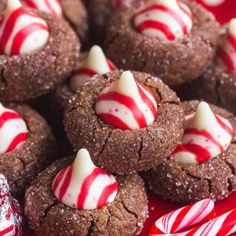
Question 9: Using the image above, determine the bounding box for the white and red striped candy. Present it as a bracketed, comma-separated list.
[172, 102, 233, 164]
[0, 103, 28, 155]
[149, 199, 215, 235]
[52, 149, 118, 210]
[183, 208, 236, 236]
[133, 0, 193, 41]
[0, 0, 49, 55]
[217, 19, 236, 73]
[21, 0, 62, 16]
[95, 71, 158, 130]
[70, 45, 116, 92]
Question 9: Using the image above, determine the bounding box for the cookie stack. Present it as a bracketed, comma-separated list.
[0, 0, 235, 235]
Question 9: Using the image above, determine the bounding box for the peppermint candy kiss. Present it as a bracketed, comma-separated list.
[149, 199, 215, 235]
[95, 71, 158, 130]
[0, 174, 22, 236]
[0, 104, 28, 154]
[217, 19, 236, 73]
[70, 45, 116, 92]
[172, 102, 233, 164]
[0, 0, 49, 55]
[52, 149, 118, 210]
[22, 0, 62, 16]
[133, 0, 193, 41]
[112, 0, 123, 8]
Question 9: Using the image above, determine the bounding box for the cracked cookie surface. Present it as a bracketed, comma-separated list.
[0, 103, 58, 196]
[64, 71, 184, 174]
[104, 1, 220, 87]
[179, 65, 236, 115]
[24, 156, 148, 236]
[0, 9, 80, 102]
[144, 100, 236, 204]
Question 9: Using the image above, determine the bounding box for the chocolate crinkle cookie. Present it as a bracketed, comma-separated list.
[104, 0, 219, 87]
[0, 0, 80, 102]
[64, 70, 184, 174]
[25, 150, 148, 236]
[179, 19, 236, 115]
[144, 100, 236, 204]
[45, 45, 117, 128]
[0, 103, 58, 196]
[88, 0, 137, 44]
[60, 0, 89, 43]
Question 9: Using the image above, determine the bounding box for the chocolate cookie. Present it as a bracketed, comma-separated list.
[144, 100, 236, 204]
[179, 65, 236, 115]
[40, 45, 116, 132]
[64, 70, 184, 174]
[88, 0, 136, 44]
[0, 103, 58, 196]
[24, 155, 148, 236]
[179, 19, 236, 115]
[60, 0, 89, 43]
[104, 1, 219, 87]
[0, 2, 80, 102]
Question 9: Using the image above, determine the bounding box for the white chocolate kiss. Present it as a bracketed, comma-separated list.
[0, 0, 49, 55]
[95, 71, 158, 130]
[133, 0, 193, 41]
[52, 149, 118, 210]
[172, 102, 233, 164]
[70, 45, 116, 92]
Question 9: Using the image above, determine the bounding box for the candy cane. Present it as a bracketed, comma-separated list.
[183, 208, 236, 236]
[150, 199, 236, 236]
[149, 199, 215, 235]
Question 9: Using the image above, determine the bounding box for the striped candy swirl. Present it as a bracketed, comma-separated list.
[0, 104, 28, 154]
[22, 0, 62, 16]
[52, 149, 118, 210]
[217, 19, 236, 73]
[70, 45, 116, 92]
[133, 0, 193, 41]
[172, 102, 233, 164]
[149, 199, 215, 235]
[0, 0, 49, 55]
[95, 71, 158, 130]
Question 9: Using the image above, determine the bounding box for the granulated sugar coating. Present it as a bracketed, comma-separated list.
[0, 8, 80, 102]
[179, 63, 236, 115]
[64, 70, 184, 174]
[104, 1, 220, 87]
[0, 103, 58, 196]
[144, 100, 236, 204]
[25, 156, 148, 236]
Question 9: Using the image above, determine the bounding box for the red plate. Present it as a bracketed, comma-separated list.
[23, 1, 236, 235]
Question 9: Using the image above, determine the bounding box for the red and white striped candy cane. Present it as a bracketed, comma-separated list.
[183, 208, 236, 236]
[149, 199, 215, 235]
